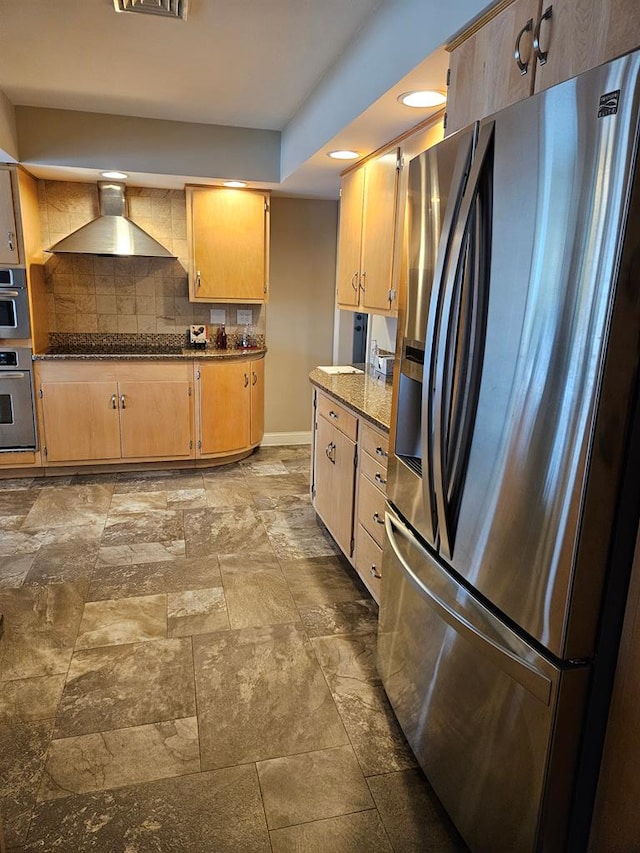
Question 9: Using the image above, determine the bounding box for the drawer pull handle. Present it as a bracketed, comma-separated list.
[244, 373, 249, 388]
[351, 273, 358, 293]
[370, 565, 382, 579]
[252, 371, 258, 386]
[196, 269, 201, 288]
[533, 4, 552, 65]
[111, 394, 117, 410]
[329, 410, 338, 420]
[120, 394, 126, 409]
[374, 472, 387, 486]
[514, 18, 533, 75]
[375, 446, 388, 458]
[7, 231, 14, 251]
[325, 441, 336, 463]
[373, 512, 385, 525]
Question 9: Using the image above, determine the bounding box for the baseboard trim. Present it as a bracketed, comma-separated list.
[262, 431, 312, 446]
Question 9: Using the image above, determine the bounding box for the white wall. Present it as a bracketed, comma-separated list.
[0, 89, 18, 162]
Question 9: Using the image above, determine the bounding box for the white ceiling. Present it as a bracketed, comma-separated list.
[0, 0, 488, 197]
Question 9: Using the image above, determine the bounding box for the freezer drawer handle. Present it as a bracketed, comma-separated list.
[385, 512, 552, 705]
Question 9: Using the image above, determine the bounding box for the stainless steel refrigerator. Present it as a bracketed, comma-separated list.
[377, 49, 640, 852]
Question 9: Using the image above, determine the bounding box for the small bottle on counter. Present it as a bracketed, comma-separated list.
[241, 325, 249, 348]
[215, 324, 227, 349]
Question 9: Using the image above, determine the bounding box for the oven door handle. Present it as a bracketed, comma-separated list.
[0, 372, 27, 379]
[0, 291, 20, 299]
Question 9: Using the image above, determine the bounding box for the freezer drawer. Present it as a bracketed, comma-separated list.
[377, 507, 589, 852]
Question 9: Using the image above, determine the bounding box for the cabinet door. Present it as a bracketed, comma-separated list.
[446, 0, 542, 134]
[0, 170, 20, 265]
[314, 414, 356, 557]
[119, 380, 193, 459]
[199, 361, 250, 454]
[189, 188, 268, 302]
[250, 357, 264, 447]
[336, 167, 365, 309]
[40, 381, 121, 462]
[360, 148, 399, 313]
[533, 0, 640, 93]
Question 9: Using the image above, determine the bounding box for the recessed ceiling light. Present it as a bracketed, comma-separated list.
[101, 171, 129, 180]
[398, 90, 447, 108]
[223, 181, 247, 188]
[327, 150, 360, 161]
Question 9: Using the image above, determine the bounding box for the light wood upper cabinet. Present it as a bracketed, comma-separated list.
[0, 169, 20, 265]
[532, 0, 640, 93]
[197, 356, 264, 456]
[446, 0, 640, 134]
[187, 186, 270, 303]
[446, 0, 542, 135]
[336, 147, 400, 316]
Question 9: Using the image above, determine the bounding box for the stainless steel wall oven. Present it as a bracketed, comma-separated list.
[0, 347, 37, 450]
[0, 268, 31, 339]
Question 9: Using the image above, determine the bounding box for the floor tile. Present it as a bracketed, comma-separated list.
[0, 528, 47, 557]
[88, 554, 221, 600]
[21, 485, 113, 531]
[260, 506, 342, 559]
[203, 477, 254, 509]
[311, 630, 381, 686]
[0, 583, 87, 682]
[184, 506, 273, 557]
[54, 638, 195, 738]
[240, 460, 289, 476]
[22, 764, 271, 853]
[245, 472, 310, 509]
[0, 490, 39, 517]
[24, 539, 100, 586]
[281, 555, 368, 607]
[167, 586, 229, 637]
[39, 717, 200, 801]
[193, 623, 349, 769]
[39, 521, 105, 546]
[0, 675, 66, 723]
[269, 810, 393, 853]
[0, 719, 53, 847]
[257, 744, 374, 830]
[166, 487, 207, 508]
[367, 769, 468, 852]
[113, 470, 204, 494]
[108, 491, 169, 514]
[101, 509, 184, 547]
[223, 569, 298, 629]
[75, 594, 167, 649]
[299, 599, 378, 638]
[0, 554, 34, 588]
[96, 540, 185, 566]
[219, 553, 283, 575]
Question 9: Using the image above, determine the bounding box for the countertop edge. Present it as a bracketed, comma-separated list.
[309, 367, 392, 432]
[33, 347, 267, 362]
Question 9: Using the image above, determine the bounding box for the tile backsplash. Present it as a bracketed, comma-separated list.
[37, 180, 265, 339]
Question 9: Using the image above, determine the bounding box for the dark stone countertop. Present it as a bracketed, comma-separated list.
[309, 365, 393, 432]
[33, 347, 267, 361]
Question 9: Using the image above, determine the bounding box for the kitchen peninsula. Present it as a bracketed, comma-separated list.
[309, 366, 393, 602]
[33, 333, 265, 470]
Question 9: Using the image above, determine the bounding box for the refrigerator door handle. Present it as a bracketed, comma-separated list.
[433, 121, 494, 560]
[385, 510, 552, 705]
[419, 130, 476, 546]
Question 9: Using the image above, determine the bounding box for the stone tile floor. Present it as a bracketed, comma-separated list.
[0, 445, 467, 852]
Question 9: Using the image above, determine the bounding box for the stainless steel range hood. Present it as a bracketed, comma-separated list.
[47, 182, 176, 258]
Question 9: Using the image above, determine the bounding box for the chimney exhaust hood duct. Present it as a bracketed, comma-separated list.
[47, 182, 176, 258]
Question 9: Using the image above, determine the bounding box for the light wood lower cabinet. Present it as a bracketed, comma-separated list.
[36, 361, 194, 464]
[311, 388, 390, 601]
[35, 355, 266, 468]
[196, 356, 264, 457]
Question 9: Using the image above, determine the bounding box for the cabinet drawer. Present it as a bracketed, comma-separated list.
[358, 473, 386, 547]
[360, 449, 388, 490]
[355, 523, 383, 603]
[317, 392, 358, 441]
[360, 421, 389, 470]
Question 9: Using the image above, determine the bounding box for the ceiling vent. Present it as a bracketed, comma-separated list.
[113, 0, 189, 20]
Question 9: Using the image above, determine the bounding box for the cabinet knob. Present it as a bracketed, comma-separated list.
[328, 410, 338, 420]
[514, 18, 533, 76]
[7, 231, 14, 251]
[374, 472, 387, 486]
[370, 565, 382, 580]
[372, 512, 385, 525]
[533, 5, 552, 66]
[375, 446, 388, 458]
